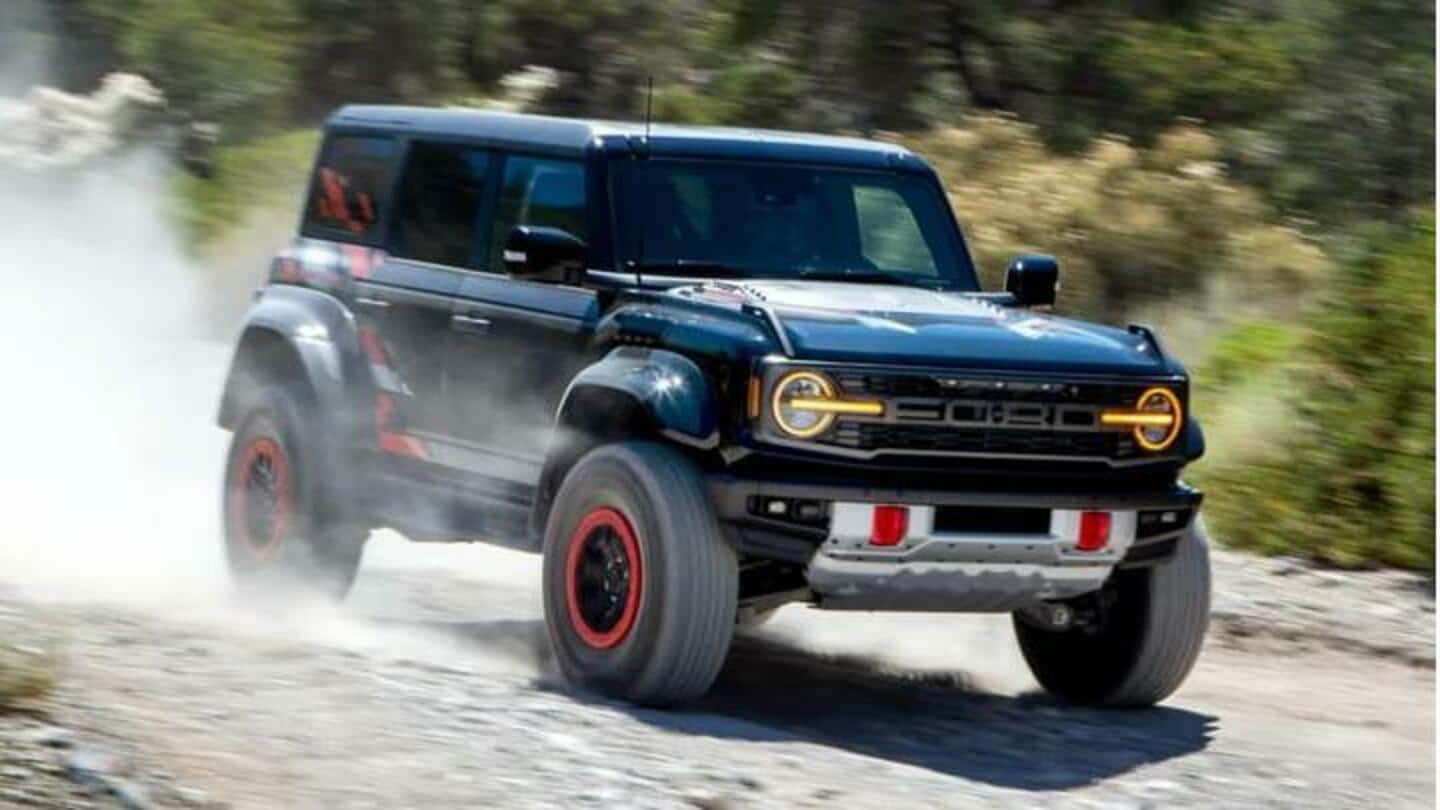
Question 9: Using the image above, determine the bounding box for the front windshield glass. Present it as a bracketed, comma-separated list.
[612, 158, 980, 291]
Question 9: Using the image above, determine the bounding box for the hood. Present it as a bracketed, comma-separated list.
[668, 280, 1168, 375]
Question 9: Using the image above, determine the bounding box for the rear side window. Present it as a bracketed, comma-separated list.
[392, 142, 491, 268]
[307, 135, 396, 241]
[489, 156, 588, 270]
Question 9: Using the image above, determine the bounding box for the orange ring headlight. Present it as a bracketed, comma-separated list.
[1131, 387, 1183, 451]
[1101, 387, 1183, 451]
[771, 371, 838, 438]
[769, 370, 885, 439]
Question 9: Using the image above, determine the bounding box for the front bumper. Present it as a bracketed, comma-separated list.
[709, 474, 1201, 612]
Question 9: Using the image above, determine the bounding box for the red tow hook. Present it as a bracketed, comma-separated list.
[1077, 511, 1112, 552]
[869, 505, 909, 546]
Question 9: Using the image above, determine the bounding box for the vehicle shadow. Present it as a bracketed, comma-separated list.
[657, 634, 1218, 791]
[412, 616, 1217, 792]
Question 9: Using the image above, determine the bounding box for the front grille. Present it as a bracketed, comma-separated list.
[804, 369, 1174, 462]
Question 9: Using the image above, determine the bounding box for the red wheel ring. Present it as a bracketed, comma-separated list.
[564, 507, 644, 649]
[229, 437, 292, 558]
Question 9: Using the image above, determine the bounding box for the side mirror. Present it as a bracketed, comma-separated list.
[503, 225, 587, 284]
[1005, 254, 1059, 308]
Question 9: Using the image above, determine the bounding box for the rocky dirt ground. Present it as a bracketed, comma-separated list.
[0, 535, 1433, 810]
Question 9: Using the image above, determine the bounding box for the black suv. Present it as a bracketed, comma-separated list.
[218, 106, 1210, 707]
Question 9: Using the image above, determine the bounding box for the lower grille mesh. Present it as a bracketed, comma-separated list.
[826, 423, 1136, 459]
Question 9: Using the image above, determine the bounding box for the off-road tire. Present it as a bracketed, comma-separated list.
[1014, 519, 1211, 707]
[542, 441, 738, 707]
[222, 385, 366, 602]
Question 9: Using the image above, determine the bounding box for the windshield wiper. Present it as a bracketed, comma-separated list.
[626, 259, 750, 278]
[797, 268, 946, 290]
[622, 262, 949, 290]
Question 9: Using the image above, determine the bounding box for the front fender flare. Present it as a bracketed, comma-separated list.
[1181, 415, 1205, 463]
[558, 347, 720, 448]
[531, 348, 722, 544]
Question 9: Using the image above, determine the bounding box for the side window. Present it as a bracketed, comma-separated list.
[392, 142, 491, 268]
[490, 156, 588, 269]
[668, 173, 716, 240]
[853, 184, 938, 275]
[307, 135, 396, 240]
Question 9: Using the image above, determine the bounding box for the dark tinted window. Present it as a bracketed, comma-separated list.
[613, 159, 977, 290]
[392, 143, 491, 267]
[490, 156, 588, 269]
[307, 135, 396, 240]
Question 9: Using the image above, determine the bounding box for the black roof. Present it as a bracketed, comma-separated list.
[328, 105, 929, 171]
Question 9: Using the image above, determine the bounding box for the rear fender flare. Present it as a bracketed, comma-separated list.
[218, 286, 374, 454]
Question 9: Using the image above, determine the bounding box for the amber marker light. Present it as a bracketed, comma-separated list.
[747, 374, 763, 420]
[1101, 387, 1183, 451]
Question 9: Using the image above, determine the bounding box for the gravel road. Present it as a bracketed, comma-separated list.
[1, 532, 1433, 810]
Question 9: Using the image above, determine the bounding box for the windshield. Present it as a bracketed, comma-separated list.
[612, 158, 980, 291]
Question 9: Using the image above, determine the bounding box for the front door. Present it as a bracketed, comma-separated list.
[444, 154, 600, 485]
[447, 275, 598, 481]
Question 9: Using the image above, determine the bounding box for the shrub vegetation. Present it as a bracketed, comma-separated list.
[1201, 214, 1435, 569]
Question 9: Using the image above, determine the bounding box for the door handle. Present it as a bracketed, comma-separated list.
[355, 296, 391, 311]
[450, 313, 491, 335]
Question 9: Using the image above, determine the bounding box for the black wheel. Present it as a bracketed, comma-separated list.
[542, 441, 738, 707]
[1014, 520, 1211, 707]
[222, 385, 366, 602]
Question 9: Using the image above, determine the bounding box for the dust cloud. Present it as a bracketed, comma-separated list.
[756, 608, 1034, 695]
[0, 148, 230, 605]
[0, 112, 543, 677]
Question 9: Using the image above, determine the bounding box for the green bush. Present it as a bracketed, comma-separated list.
[903, 116, 1331, 322]
[289, 0, 468, 115]
[84, 0, 301, 133]
[1203, 213, 1435, 569]
[173, 130, 319, 246]
[1096, 17, 1304, 139]
[1199, 320, 1303, 393]
[1184, 320, 1304, 502]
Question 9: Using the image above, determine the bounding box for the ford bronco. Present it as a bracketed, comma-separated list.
[218, 106, 1210, 707]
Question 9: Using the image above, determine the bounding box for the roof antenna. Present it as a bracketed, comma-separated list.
[644, 74, 654, 143]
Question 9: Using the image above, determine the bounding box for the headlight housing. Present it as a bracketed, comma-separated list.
[769, 370, 884, 439]
[1101, 387, 1183, 452]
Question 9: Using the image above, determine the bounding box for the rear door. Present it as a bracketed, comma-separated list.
[343, 139, 495, 468]
[445, 153, 600, 483]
